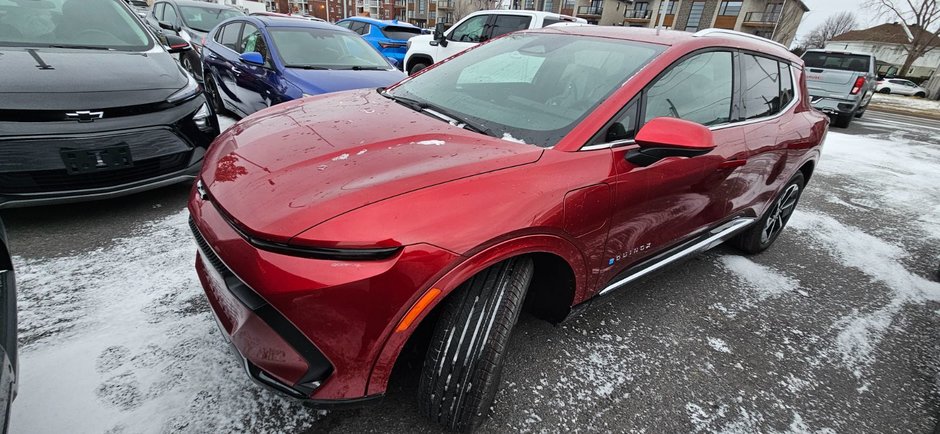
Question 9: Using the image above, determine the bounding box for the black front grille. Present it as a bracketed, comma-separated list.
[0, 152, 190, 194]
[189, 217, 226, 273]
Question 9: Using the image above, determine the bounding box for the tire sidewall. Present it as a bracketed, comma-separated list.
[757, 172, 805, 250]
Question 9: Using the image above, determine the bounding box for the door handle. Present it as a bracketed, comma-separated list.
[718, 159, 747, 169]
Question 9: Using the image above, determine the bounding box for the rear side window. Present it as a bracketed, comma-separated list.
[742, 54, 781, 119]
[381, 26, 422, 40]
[644, 51, 733, 126]
[163, 4, 178, 25]
[779, 62, 794, 108]
[802, 52, 870, 72]
[153, 3, 165, 19]
[217, 22, 241, 51]
[489, 15, 532, 39]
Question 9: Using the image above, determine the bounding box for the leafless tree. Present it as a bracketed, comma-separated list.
[798, 11, 858, 50]
[867, 0, 940, 74]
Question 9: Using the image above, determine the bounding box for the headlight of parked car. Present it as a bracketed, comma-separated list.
[167, 74, 200, 104]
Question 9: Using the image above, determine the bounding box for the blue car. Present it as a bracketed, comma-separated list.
[201, 16, 406, 118]
[335, 17, 422, 69]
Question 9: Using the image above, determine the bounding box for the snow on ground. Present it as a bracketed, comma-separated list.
[10, 210, 320, 433]
[871, 93, 940, 112]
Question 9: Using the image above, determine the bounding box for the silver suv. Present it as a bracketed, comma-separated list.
[802, 49, 876, 128]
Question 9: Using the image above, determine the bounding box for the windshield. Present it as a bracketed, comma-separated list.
[179, 6, 243, 32]
[802, 52, 870, 72]
[269, 27, 391, 70]
[389, 33, 665, 147]
[0, 0, 152, 50]
[381, 26, 421, 41]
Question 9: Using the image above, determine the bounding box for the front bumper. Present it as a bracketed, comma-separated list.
[0, 96, 218, 208]
[188, 188, 460, 403]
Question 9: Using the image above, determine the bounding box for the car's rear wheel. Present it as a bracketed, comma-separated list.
[418, 257, 534, 432]
[915, 92, 926, 98]
[409, 62, 429, 75]
[879, 88, 891, 94]
[204, 74, 228, 117]
[730, 172, 805, 254]
[833, 112, 853, 128]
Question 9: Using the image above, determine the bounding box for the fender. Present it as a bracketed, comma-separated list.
[365, 233, 589, 396]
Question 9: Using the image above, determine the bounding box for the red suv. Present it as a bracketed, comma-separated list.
[189, 27, 827, 431]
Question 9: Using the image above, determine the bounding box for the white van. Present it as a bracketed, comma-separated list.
[403, 10, 585, 75]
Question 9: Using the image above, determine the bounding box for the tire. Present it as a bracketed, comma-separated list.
[418, 257, 535, 432]
[204, 74, 228, 117]
[915, 92, 926, 98]
[833, 112, 853, 128]
[854, 107, 865, 118]
[409, 62, 429, 75]
[730, 172, 805, 254]
[879, 88, 891, 94]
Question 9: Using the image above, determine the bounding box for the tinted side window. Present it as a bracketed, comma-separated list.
[219, 23, 241, 51]
[742, 54, 781, 119]
[779, 62, 793, 108]
[153, 3, 164, 20]
[600, 99, 639, 143]
[336, 21, 352, 29]
[644, 51, 733, 126]
[240, 24, 269, 63]
[489, 15, 531, 39]
[163, 4, 178, 25]
[449, 15, 489, 42]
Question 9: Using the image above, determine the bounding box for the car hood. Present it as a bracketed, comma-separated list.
[203, 89, 544, 242]
[0, 47, 187, 110]
[283, 67, 406, 96]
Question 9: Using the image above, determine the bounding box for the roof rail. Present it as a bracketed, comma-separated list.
[692, 28, 789, 51]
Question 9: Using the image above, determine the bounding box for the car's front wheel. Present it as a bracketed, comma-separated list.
[730, 172, 805, 254]
[418, 257, 534, 432]
[409, 62, 429, 75]
[204, 74, 227, 117]
[879, 88, 891, 94]
[915, 92, 926, 98]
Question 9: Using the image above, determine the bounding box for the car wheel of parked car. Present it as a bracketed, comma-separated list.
[915, 92, 926, 98]
[731, 172, 805, 254]
[409, 62, 429, 75]
[854, 107, 865, 118]
[204, 75, 228, 117]
[879, 88, 891, 94]
[833, 113, 853, 128]
[418, 257, 534, 432]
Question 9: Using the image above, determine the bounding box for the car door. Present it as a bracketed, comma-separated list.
[440, 14, 490, 59]
[486, 14, 532, 40]
[232, 23, 280, 115]
[206, 22, 246, 115]
[595, 50, 741, 286]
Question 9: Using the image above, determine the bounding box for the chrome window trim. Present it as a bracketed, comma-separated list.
[579, 60, 800, 151]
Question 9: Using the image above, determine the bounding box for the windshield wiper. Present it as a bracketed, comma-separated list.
[48, 44, 112, 51]
[347, 65, 388, 71]
[286, 64, 330, 70]
[379, 91, 493, 136]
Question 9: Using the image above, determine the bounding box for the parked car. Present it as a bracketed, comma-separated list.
[0, 0, 219, 209]
[189, 27, 826, 431]
[0, 219, 16, 433]
[335, 17, 422, 69]
[201, 16, 405, 118]
[146, 0, 244, 81]
[802, 49, 876, 128]
[403, 9, 585, 75]
[875, 78, 928, 97]
[250, 11, 326, 22]
[125, 0, 149, 17]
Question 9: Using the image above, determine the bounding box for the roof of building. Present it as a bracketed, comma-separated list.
[832, 22, 940, 47]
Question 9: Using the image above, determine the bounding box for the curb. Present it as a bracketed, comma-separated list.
[868, 105, 940, 121]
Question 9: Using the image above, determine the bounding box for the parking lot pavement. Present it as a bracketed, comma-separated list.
[2, 109, 939, 433]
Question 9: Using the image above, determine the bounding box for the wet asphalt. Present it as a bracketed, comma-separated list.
[1, 109, 939, 433]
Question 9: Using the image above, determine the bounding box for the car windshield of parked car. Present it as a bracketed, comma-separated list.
[0, 0, 152, 50]
[179, 6, 242, 32]
[802, 52, 869, 72]
[381, 25, 421, 40]
[269, 27, 391, 70]
[389, 33, 664, 147]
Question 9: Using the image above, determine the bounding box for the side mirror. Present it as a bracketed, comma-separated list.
[239, 51, 265, 66]
[164, 34, 191, 54]
[434, 22, 447, 47]
[158, 21, 180, 32]
[626, 117, 715, 167]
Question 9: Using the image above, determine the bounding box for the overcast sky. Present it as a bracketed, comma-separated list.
[793, 0, 887, 44]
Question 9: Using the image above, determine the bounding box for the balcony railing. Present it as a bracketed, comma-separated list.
[623, 9, 651, 20]
[577, 5, 602, 16]
[436, 0, 454, 8]
[743, 12, 780, 24]
[395, 0, 405, 7]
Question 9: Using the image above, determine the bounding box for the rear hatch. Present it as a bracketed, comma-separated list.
[802, 51, 870, 98]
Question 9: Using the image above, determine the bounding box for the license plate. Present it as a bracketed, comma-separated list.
[60, 145, 132, 174]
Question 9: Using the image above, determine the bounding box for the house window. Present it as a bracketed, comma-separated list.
[718, 0, 742, 16]
[685, 1, 705, 31]
[660, 0, 675, 14]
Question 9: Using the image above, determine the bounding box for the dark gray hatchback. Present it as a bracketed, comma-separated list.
[0, 0, 219, 208]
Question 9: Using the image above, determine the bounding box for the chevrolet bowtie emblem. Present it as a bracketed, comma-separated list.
[66, 110, 104, 123]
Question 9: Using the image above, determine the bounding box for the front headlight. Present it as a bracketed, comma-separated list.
[167, 74, 200, 104]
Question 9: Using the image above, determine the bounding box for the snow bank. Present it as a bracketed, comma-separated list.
[871, 93, 940, 112]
